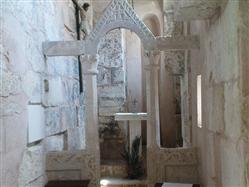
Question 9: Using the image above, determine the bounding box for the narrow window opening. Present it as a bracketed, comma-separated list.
[73, 0, 83, 93]
[197, 75, 202, 128]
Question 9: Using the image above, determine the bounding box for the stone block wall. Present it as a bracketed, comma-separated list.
[0, 1, 87, 186]
[239, 0, 249, 185]
[97, 29, 126, 136]
[189, 0, 247, 186]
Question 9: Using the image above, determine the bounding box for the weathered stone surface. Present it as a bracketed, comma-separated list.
[98, 30, 124, 68]
[99, 116, 113, 124]
[43, 41, 86, 56]
[220, 138, 244, 186]
[206, 83, 225, 133]
[99, 97, 125, 107]
[60, 105, 78, 129]
[1, 1, 86, 187]
[0, 101, 23, 117]
[46, 57, 79, 79]
[45, 105, 78, 137]
[77, 105, 86, 127]
[97, 29, 126, 148]
[4, 112, 28, 154]
[63, 79, 80, 104]
[164, 50, 185, 75]
[28, 105, 45, 143]
[99, 106, 125, 116]
[187, 1, 247, 186]
[224, 81, 241, 140]
[46, 151, 98, 187]
[164, 165, 198, 183]
[47, 170, 81, 181]
[112, 68, 125, 83]
[43, 77, 65, 107]
[155, 35, 200, 50]
[26, 175, 45, 187]
[97, 66, 112, 85]
[67, 127, 86, 150]
[45, 134, 65, 152]
[98, 84, 126, 98]
[45, 107, 63, 137]
[169, 0, 225, 21]
[86, 0, 156, 53]
[0, 69, 22, 97]
[22, 71, 42, 103]
[100, 163, 127, 178]
[18, 145, 45, 187]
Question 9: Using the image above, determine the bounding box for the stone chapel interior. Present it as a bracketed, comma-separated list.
[1, 0, 249, 187]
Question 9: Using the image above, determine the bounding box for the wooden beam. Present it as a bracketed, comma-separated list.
[42, 41, 85, 56]
[155, 35, 200, 50]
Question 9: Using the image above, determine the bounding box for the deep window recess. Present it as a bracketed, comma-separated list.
[197, 74, 202, 128]
[73, 0, 83, 93]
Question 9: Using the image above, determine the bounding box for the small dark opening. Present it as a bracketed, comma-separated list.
[73, 0, 83, 93]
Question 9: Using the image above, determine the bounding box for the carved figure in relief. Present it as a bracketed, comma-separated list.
[79, 3, 91, 39]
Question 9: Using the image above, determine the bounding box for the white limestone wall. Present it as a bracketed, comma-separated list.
[0, 1, 86, 186]
[125, 31, 142, 113]
[190, 0, 246, 186]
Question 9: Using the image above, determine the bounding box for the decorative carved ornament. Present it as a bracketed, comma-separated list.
[164, 50, 185, 75]
[85, 0, 156, 53]
[159, 147, 198, 166]
[46, 151, 99, 187]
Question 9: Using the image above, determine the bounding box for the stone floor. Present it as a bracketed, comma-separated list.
[100, 178, 147, 187]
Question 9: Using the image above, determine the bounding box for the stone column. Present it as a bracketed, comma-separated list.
[144, 51, 161, 187]
[81, 55, 100, 187]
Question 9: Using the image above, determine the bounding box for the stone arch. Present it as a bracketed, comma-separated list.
[143, 14, 162, 36]
[85, 0, 156, 54]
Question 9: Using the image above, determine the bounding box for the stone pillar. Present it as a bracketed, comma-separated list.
[144, 51, 161, 187]
[81, 55, 100, 187]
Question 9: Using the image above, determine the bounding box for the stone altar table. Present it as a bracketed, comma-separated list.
[114, 113, 148, 153]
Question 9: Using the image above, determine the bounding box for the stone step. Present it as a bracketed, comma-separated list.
[45, 180, 90, 187]
[101, 162, 127, 178]
[100, 178, 146, 187]
[155, 183, 200, 187]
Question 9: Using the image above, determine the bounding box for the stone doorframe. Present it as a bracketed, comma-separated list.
[81, 1, 161, 186]
[42, 0, 200, 186]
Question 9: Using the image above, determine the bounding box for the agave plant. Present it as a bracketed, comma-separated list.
[99, 117, 121, 138]
[121, 136, 144, 179]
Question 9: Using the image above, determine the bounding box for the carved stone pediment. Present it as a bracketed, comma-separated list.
[86, 0, 156, 53]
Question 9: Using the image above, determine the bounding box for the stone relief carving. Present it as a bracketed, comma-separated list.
[86, 0, 155, 52]
[164, 50, 185, 75]
[46, 151, 99, 187]
[164, 4, 185, 75]
[164, 10, 183, 37]
[147, 147, 198, 184]
[159, 148, 198, 166]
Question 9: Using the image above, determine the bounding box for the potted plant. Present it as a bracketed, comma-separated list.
[121, 136, 144, 179]
[99, 117, 121, 138]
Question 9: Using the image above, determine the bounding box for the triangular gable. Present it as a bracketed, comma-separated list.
[86, 0, 156, 53]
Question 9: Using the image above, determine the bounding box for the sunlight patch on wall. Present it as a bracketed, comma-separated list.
[197, 75, 202, 128]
